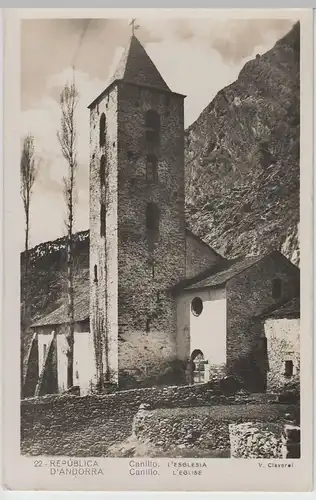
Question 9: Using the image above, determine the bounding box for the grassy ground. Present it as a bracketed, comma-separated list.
[108, 435, 231, 458]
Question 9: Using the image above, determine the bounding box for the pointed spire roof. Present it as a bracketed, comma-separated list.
[88, 35, 185, 109]
[109, 35, 171, 92]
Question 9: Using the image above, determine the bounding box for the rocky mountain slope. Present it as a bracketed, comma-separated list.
[185, 22, 300, 265]
[21, 230, 89, 324]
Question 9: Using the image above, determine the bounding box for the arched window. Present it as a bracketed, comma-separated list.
[272, 278, 282, 300]
[146, 154, 158, 183]
[94, 264, 98, 283]
[100, 203, 106, 237]
[146, 203, 160, 233]
[100, 155, 106, 187]
[99, 113, 106, 148]
[145, 110, 160, 143]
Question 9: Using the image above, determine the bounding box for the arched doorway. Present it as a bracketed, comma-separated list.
[191, 349, 206, 384]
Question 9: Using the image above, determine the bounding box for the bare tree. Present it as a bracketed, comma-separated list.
[57, 77, 79, 389]
[20, 134, 37, 391]
[21, 135, 36, 270]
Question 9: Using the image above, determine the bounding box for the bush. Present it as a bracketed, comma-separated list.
[219, 375, 241, 395]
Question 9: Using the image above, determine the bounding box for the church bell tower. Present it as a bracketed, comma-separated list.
[88, 34, 186, 388]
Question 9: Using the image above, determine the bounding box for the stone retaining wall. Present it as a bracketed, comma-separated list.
[21, 383, 219, 455]
[21, 383, 299, 457]
[282, 425, 300, 458]
[132, 406, 230, 452]
[129, 403, 297, 456]
[229, 422, 301, 459]
[229, 422, 283, 458]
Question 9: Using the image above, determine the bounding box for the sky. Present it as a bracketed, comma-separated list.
[20, 16, 297, 250]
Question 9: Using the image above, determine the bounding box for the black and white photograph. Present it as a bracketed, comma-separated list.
[2, 7, 314, 492]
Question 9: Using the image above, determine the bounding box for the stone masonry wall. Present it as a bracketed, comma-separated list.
[226, 252, 299, 392]
[132, 405, 293, 455]
[185, 230, 223, 279]
[118, 328, 181, 388]
[89, 85, 119, 386]
[264, 317, 300, 393]
[116, 82, 186, 384]
[229, 422, 283, 458]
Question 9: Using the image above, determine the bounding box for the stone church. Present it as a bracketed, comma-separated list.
[24, 35, 300, 397]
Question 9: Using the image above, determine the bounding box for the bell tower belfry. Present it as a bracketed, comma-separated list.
[88, 35, 186, 389]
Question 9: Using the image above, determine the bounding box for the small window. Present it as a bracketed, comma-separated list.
[146, 154, 158, 183]
[152, 262, 155, 278]
[146, 203, 160, 233]
[100, 155, 106, 187]
[43, 344, 47, 358]
[284, 360, 294, 377]
[145, 110, 160, 143]
[191, 297, 203, 316]
[99, 113, 106, 147]
[94, 264, 98, 283]
[272, 278, 282, 300]
[146, 319, 151, 332]
[100, 203, 106, 237]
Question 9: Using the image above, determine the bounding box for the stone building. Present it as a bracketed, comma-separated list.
[174, 251, 300, 392]
[24, 35, 300, 396]
[255, 297, 300, 392]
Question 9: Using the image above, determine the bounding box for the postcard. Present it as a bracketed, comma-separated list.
[2, 7, 314, 492]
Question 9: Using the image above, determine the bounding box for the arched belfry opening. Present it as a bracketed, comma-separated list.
[100, 155, 106, 187]
[99, 113, 106, 148]
[145, 110, 160, 143]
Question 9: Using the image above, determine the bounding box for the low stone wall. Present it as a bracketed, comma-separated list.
[129, 403, 297, 456]
[229, 422, 283, 458]
[282, 425, 300, 458]
[133, 406, 230, 452]
[21, 383, 218, 455]
[229, 422, 301, 459]
[21, 382, 299, 457]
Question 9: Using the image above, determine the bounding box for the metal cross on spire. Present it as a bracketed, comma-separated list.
[129, 18, 140, 36]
